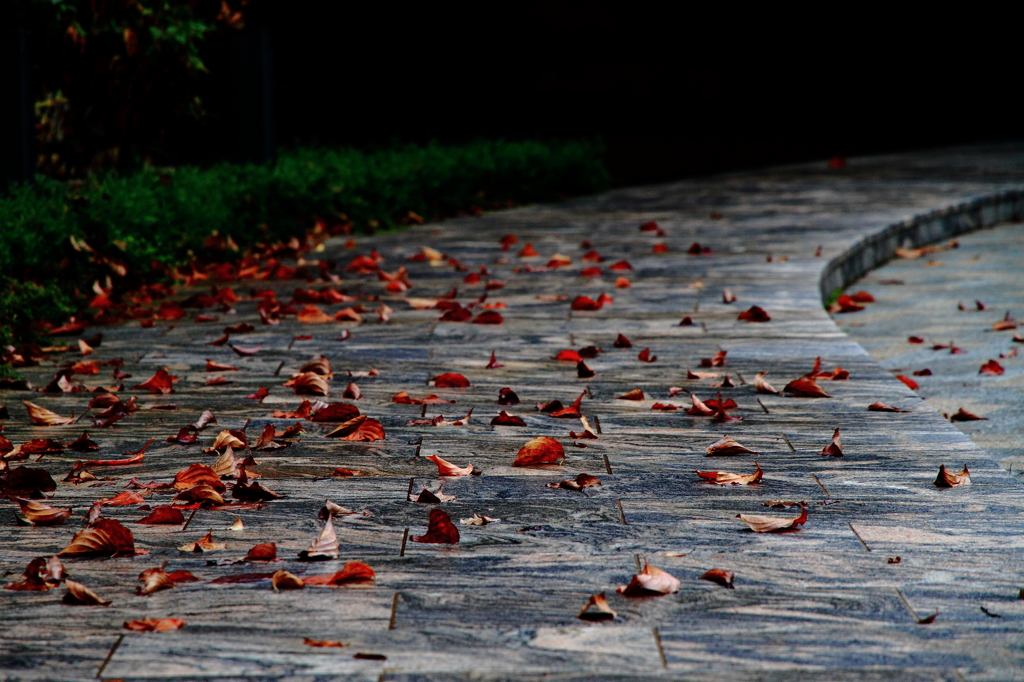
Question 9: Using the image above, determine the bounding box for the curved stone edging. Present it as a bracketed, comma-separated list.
[820, 189, 1024, 301]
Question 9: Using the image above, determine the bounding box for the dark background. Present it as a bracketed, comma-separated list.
[6, 2, 1022, 186]
[256, 5, 1021, 185]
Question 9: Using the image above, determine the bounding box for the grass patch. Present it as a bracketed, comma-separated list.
[0, 138, 608, 350]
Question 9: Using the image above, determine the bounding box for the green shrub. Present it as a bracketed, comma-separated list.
[0, 138, 608, 349]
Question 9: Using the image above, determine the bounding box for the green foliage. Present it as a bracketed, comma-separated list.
[824, 287, 844, 308]
[0, 276, 75, 349]
[0, 138, 608, 349]
[28, 0, 231, 175]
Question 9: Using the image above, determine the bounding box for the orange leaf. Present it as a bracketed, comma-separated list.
[271, 569, 305, 590]
[123, 618, 186, 632]
[426, 454, 473, 476]
[934, 464, 971, 487]
[578, 592, 617, 621]
[134, 368, 177, 394]
[783, 376, 830, 398]
[22, 401, 74, 426]
[700, 568, 735, 588]
[324, 415, 385, 442]
[62, 579, 110, 605]
[513, 437, 565, 466]
[17, 498, 71, 525]
[303, 561, 376, 586]
[58, 518, 137, 557]
[819, 428, 843, 457]
[616, 388, 644, 400]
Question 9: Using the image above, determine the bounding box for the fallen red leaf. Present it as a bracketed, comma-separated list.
[58, 518, 137, 557]
[700, 568, 735, 588]
[513, 436, 565, 466]
[124, 618, 185, 632]
[137, 505, 185, 525]
[868, 401, 908, 413]
[896, 375, 919, 390]
[577, 592, 617, 621]
[410, 508, 460, 544]
[738, 306, 771, 322]
[820, 428, 843, 457]
[22, 401, 74, 426]
[324, 415, 385, 442]
[433, 373, 470, 388]
[908, 336, 925, 343]
[950, 408, 987, 422]
[134, 368, 177, 394]
[637, 348, 657, 362]
[934, 464, 971, 487]
[491, 411, 526, 426]
[554, 349, 582, 362]
[497, 387, 520, 405]
[979, 360, 1004, 376]
[246, 542, 278, 561]
[570, 296, 602, 311]
[783, 376, 830, 398]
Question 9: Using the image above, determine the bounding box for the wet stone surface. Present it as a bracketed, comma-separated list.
[3, 144, 1024, 681]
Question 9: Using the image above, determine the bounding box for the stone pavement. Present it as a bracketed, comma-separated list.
[4, 144, 1024, 682]
[836, 222, 1024, 475]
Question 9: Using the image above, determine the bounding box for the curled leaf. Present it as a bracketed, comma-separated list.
[820, 428, 843, 457]
[134, 368, 177, 394]
[271, 569, 305, 590]
[578, 592, 617, 621]
[425, 454, 473, 476]
[513, 437, 565, 466]
[705, 435, 759, 456]
[298, 517, 339, 561]
[410, 508, 460, 544]
[178, 530, 226, 553]
[123, 618, 185, 632]
[950, 408, 987, 422]
[324, 415, 385, 442]
[547, 473, 602, 490]
[737, 504, 808, 532]
[58, 518, 137, 557]
[22, 401, 74, 426]
[695, 462, 763, 486]
[783, 376, 830, 398]
[738, 306, 770, 322]
[753, 372, 778, 394]
[700, 568, 735, 589]
[934, 464, 971, 487]
[460, 513, 500, 526]
[616, 388, 644, 401]
[491, 411, 527, 426]
[17, 498, 72, 526]
[62, 579, 110, 606]
[868, 401, 908, 413]
[617, 563, 680, 596]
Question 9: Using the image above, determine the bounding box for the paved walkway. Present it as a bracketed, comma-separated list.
[837, 222, 1024, 476]
[4, 144, 1024, 682]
